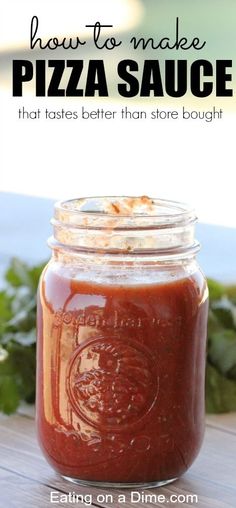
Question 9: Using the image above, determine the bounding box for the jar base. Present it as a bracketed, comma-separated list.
[61, 475, 178, 489]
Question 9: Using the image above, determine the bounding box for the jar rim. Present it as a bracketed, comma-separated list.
[54, 196, 196, 230]
[51, 196, 199, 256]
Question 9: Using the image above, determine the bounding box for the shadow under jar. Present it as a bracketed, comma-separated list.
[36, 196, 209, 488]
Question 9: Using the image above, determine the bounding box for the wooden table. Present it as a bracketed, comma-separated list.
[0, 407, 235, 508]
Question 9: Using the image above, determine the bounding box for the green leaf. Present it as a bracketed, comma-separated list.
[224, 285, 236, 302]
[0, 345, 8, 362]
[1, 329, 36, 347]
[207, 278, 225, 301]
[0, 291, 12, 320]
[11, 287, 34, 314]
[0, 257, 46, 414]
[7, 308, 36, 332]
[0, 291, 13, 336]
[206, 363, 236, 413]
[208, 330, 236, 380]
[6, 342, 36, 402]
[211, 298, 236, 329]
[0, 375, 20, 414]
[5, 258, 32, 288]
[207, 309, 221, 336]
[0, 341, 36, 406]
[28, 263, 46, 292]
[5, 258, 45, 292]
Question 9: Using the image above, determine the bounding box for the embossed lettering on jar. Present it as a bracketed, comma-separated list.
[36, 196, 209, 488]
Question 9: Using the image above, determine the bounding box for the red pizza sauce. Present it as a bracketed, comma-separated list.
[36, 264, 208, 484]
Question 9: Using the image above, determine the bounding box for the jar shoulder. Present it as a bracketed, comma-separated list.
[39, 258, 208, 308]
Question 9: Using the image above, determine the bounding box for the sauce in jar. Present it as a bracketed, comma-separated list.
[36, 197, 208, 487]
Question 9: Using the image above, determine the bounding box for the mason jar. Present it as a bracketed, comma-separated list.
[36, 196, 209, 488]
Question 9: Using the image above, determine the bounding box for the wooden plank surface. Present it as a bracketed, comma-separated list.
[0, 409, 236, 508]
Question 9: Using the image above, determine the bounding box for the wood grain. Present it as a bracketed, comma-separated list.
[0, 411, 235, 508]
[206, 413, 236, 435]
[0, 468, 70, 508]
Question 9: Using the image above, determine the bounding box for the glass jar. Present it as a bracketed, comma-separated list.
[36, 196, 209, 488]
